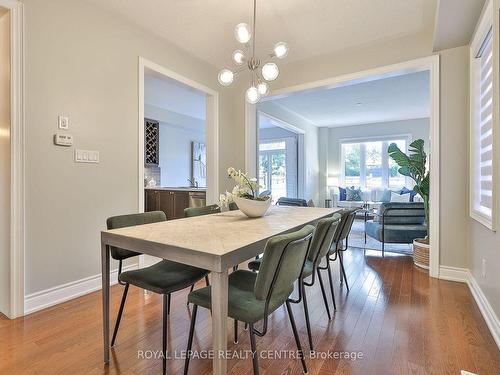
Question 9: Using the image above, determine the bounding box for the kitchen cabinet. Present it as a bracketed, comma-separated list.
[145, 189, 201, 220]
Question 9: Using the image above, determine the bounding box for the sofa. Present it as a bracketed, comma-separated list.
[364, 202, 427, 256]
[331, 186, 422, 209]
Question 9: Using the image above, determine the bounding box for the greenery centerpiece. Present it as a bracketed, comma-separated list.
[388, 139, 430, 268]
[219, 167, 272, 218]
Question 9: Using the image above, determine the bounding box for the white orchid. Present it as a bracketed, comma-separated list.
[219, 167, 270, 207]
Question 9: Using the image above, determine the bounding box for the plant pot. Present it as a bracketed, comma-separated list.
[233, 196, 271, 218]
[413, 238, 430, 269]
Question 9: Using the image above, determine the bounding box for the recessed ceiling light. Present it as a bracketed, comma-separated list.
[355, 102, 363, 106]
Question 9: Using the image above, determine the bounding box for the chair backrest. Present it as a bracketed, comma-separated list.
[254, 225, 314, 302]
[377, 202, 425, 225]
[307, 213, 342, 264]
[106, 211, 166, 260]
[276, 197, 308, 207]
[259, 190, 271, 197]
[336, 208, 357, 243]
[184, 204, 221, 217]
[228, 202, 239, 211]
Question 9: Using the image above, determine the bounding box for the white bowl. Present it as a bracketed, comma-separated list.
[233, 196, 271, 218]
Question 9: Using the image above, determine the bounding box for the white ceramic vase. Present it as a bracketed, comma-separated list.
[233, 196, 271, 218]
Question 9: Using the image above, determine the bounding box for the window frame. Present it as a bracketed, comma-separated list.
[339, 134, 412, 189]
[470, 0, 497, 231]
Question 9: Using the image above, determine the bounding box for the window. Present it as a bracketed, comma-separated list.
[470, 1, 495, 229]
[259, 140, 288, 202]
[341, 137, 409, 189]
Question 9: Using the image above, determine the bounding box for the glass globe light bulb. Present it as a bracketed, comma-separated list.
[234, 23, 251, 44]
[273, 42, 288, 59]
[261, 63, 279, 81]
[232, 50, 245, 65]
[257, 82, 269, 95]
[246, 86, 261, 104]
[218, 69, 234, 86]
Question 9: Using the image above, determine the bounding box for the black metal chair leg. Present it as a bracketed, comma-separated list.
[234, 319, 238, 343]
[167, 293, 171, 316]
[301, 282, 314, 352]
[183, 304, 198, 375]
[326, 260, 337, 311]
[111, 283, 129, 347]
[162, 294, 169, 375]
[339, 252, 349, 291]
[316, 268, 332, 320]
[382, 240, 385, 257]
[204, 275, 210, 286]
[286, 301, 308, 375]
[249, 324, 259, 375]
[187, 285, 195, 306]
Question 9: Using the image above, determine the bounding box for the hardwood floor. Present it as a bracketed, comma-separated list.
[1, 249, 499, 375]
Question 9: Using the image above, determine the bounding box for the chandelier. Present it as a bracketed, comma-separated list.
[217, 0, 288, 104]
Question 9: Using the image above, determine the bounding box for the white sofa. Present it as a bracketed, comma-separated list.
[331, 187, 422, 208]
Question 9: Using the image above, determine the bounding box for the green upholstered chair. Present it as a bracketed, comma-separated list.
[184, 225, 315, 375]
[106, 211, 209, 375]
[321, 208, 357, 292]
[184, 204, 221, 217]
[247, 213, 342, 350]
[228, 201, 239, 211]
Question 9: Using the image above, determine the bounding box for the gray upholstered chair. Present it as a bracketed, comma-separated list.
[184, 204, 221, 217]
[106, 211, 210, 375]
[247, 213, 342, 350]
[276, 197, 308, 206]
[365, 202, 427, 256]
[184, 226, 315, 375]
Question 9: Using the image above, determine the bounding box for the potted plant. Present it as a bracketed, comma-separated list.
[219, 167, 272, 218]
[388, 139, 430, 269]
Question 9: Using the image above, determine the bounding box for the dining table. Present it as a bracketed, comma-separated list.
[101, 205, 338, 374]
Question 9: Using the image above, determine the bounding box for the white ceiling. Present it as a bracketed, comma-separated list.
[265, 71, 430, 127]
[88, 0, 436, 67]
[144, 69, 206, 120]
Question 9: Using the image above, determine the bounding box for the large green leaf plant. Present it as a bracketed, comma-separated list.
[388, 139, 430, 240]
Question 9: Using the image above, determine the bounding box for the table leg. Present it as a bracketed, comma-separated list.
[211, 269, 229, 375]
[101, 241, 110, 364]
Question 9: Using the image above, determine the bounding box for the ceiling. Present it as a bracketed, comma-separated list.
[88, 0, 437, 67]
[264, 71, 430, 127]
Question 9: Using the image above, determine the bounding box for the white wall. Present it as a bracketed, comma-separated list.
[0, 7, 10, 316]
[22, 0, 238, 296]
[158, 122, 205, 187]
[320, 118, 430, 202]
[257, 101, 319, 205]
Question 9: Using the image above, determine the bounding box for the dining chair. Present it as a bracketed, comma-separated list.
[184, 204, 221, 217]
[183, 225, 315, 375]
[247, 213, 342, 350]
[106, 211, 210, 375]
[321, 208, 357, 292]
[275, 197, 308, 206]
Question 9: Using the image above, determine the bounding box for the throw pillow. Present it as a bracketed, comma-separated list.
[390, 191, 411, 202]
[400, 186, 417, 202]
[346, 186, 362, 201]
[338, 187, 347, 201]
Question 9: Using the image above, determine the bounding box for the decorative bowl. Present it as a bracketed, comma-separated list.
[233, 196, 271, 218]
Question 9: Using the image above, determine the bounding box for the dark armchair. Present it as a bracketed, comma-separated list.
[365, 202, 427, 256]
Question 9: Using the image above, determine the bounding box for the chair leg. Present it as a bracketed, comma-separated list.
[183, 304, 198, 375]
[111, 283, 129, 347]
[186, 285, 195, 306]
[248, 323, 259, 375]
[339, 252, 349, 291]
[234, 319, 238, 344]
[232, 265, 239, 271]
[326, 261, 337, 311]
[316, 268, 331, 320]
[301, 282, 314, 352]
[205, 275, 210, 286]
[167, 293, 171, 316]
[382, 240, 385, 257]
[286, 301, 308, 375]
[162, 294, 169, 375]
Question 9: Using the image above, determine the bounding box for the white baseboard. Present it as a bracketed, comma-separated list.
[24, 263, 138, 315]
[438, 265, 470, 283]
[467, 271, 500, 349]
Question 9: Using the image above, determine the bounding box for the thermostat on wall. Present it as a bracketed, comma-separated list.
[54, 133, 74, 146]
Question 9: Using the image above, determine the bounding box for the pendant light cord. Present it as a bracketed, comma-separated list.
[252, 0, 257, 59]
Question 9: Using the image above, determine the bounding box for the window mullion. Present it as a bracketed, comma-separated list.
[360, 143, 366, 188]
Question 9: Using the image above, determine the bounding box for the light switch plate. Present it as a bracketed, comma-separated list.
[75, 149, 99, 163]
[58, 115, 69, 130]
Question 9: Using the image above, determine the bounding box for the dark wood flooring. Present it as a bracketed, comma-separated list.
[1, 249, 499, 375]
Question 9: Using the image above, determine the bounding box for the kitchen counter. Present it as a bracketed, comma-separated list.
[145, 186, 206, 192]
